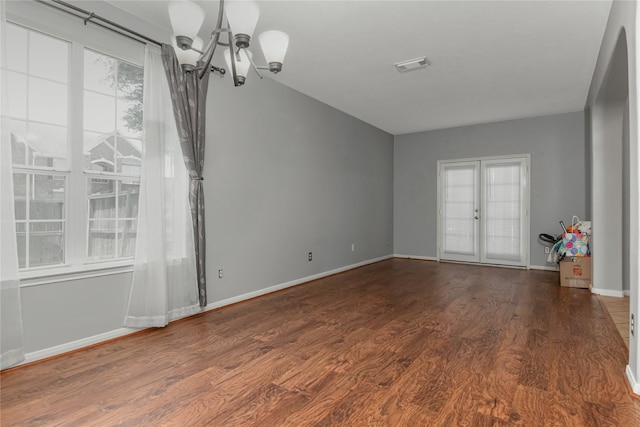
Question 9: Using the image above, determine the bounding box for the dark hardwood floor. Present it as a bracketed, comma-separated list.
[2, 258, 640, 426]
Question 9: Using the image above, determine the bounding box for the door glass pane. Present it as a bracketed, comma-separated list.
[484, 162, 522, 261]
[443, 165, 476, 256]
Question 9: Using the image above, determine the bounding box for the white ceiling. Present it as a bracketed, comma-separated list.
[108, 0, 612, 135]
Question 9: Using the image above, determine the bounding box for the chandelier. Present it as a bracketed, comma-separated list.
[168, 0, 289, 85]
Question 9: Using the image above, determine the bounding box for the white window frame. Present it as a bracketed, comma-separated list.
[7, 2, 145, 283]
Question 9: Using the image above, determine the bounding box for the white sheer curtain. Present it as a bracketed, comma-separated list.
[124, 45, 200, 328]
[0, 0, 25, 369]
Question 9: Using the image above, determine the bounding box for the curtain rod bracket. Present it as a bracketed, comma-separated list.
[83, 12, 96, 26]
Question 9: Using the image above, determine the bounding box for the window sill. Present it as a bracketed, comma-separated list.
[19, 261, 134, 288]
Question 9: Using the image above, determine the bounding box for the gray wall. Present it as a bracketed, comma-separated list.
[21, 274, 132, 353]
[590, 28, 628, 295]
[624, 98, 630, 292]
[205, 76, 394, 302]
[393, 111, 587, 268]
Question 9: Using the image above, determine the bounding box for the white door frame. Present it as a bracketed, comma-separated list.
[437, 154, 531, 268]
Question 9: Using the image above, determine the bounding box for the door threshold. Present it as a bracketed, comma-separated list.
[438, 259, 527, 270]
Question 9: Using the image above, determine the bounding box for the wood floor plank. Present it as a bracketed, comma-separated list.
[3, 259, 640, 426]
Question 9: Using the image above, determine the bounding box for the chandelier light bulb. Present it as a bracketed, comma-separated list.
[172, 36, 204, 72]
[225, 0, 260, 48]
[224, 48, 253, 84]
[259, 30, 289, 73]
[168, 1, 205, 48]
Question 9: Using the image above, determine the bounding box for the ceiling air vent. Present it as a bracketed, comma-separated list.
[394, 56, 430, 72]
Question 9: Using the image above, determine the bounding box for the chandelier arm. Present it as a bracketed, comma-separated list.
[199, 37, 216, 61]
[206, 28, 231, 48]
[198, 0, 226, 79]
[194, 63, 226, 75]
[210, 28, 230, 47]
[228, 28, 240, 86]
[247, 52, 264, 80]
[212, 28, 231, 35]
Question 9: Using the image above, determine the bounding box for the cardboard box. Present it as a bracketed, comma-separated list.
[559, 257, 592, 289]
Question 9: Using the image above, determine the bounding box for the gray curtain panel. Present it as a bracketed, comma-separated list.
[161, 44, 210, 307]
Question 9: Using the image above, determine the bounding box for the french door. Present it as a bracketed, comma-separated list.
[438, 155, 529, 267]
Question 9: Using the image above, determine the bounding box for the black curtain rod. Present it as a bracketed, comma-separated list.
[35, 0, 163, 47]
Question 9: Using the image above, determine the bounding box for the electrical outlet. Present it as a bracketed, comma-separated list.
[351, 244, 356, 252]
[218, 269, 223, 279]
[308, 252, 312, 261]
[544, 247, 550, 254]
[632, 314, 635, 337]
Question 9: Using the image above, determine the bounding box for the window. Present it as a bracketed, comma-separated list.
[83, 49, 143, 262]
[8, 24, 69, 269]
[7, 22, 144, 271]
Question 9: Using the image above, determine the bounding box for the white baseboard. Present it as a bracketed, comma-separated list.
[15, 255, 394, 367]
[204, 254, 394, 312]
[625, 290, 631, 296]
[22, 327, 140, 366]
[627, 365, 640, 395]
[590, 287, 626, 297]
[529, 265, 559, 271]
[393, 254, 438, 261]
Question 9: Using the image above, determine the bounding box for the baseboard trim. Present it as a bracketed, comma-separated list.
[393, 254, 438, 261]
[22, 327, 140, 366]
[204, 254, 394, 312]
[625, 290, 631, 297]
[590, 287, 626, 297]
[529, 265, 559, 271]
[15, 255, 394, 368]
[627, 365, 640, 396]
